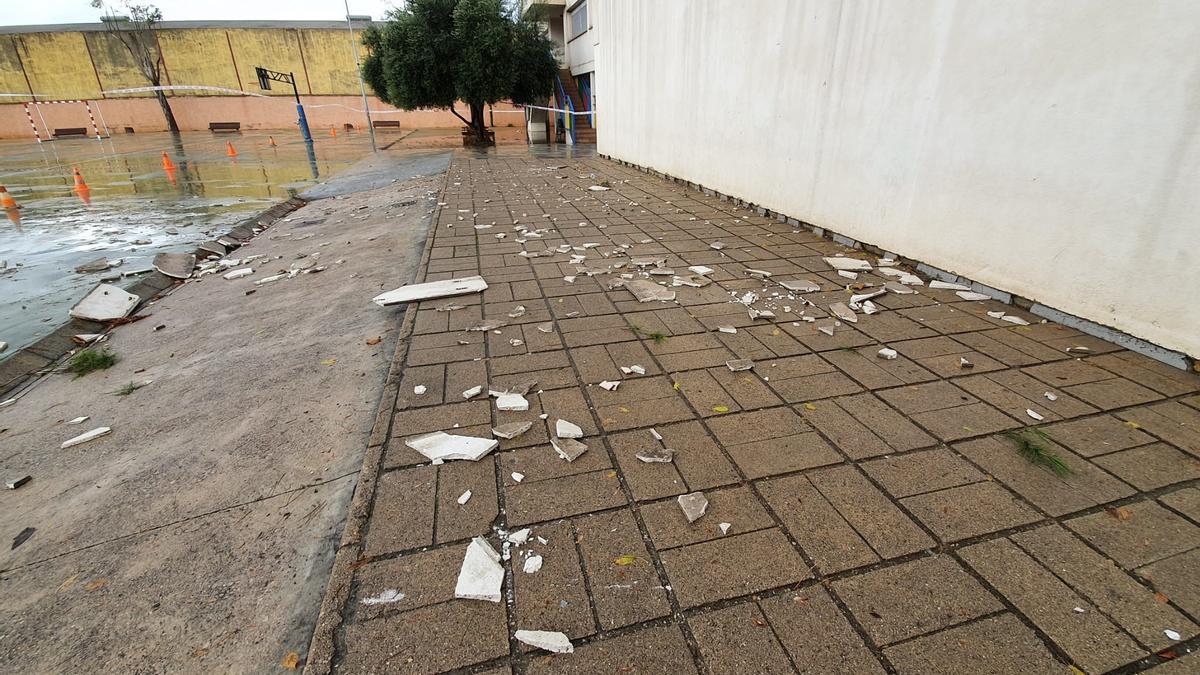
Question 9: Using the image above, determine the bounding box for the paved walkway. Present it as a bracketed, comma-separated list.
[319, 149, 1200, 674]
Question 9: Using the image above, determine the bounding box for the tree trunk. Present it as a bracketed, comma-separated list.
[468, 101, 492, 146]
[155, 90, 180, 133]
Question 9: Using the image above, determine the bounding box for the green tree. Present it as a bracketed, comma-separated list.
[362, 0, 557, 144]
[90, 1, 180, 133]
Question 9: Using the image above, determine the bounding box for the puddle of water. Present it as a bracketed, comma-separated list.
[0, 130, 375, 354]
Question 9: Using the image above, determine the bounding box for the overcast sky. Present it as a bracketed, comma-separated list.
[8, 0, 399, 26]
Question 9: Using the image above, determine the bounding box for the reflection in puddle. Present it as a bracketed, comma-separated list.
[0, 131, 375, 353]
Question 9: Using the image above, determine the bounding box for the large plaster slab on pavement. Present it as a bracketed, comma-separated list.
[0, 152, 443, 671]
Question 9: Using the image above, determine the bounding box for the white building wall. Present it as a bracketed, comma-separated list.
[566, 1, 596, 75]
[596, 0, 1200, 358]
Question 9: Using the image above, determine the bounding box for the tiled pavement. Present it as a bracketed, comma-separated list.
[326, 149, 1200, 673]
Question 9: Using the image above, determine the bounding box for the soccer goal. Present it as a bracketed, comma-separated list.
[21, 99, 108, 142]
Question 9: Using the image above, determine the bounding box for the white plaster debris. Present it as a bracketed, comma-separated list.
[636, 447, 675, 463]
[709, 242, 727, 250]
[884, 281, 916, 294]
[223, 268, 253, 280]
[719, 523, 732, 535]
[1044, 392, 1059, 401]
[507, 305, 526, 318]
[456, 490, 473, 505]
[626, 278, 676, 303]
[555, 419, 584, 439]
[69, 284, 138, 321]
[1165, 629, 1182, 641]
[987, 311, 1005, 318]
[823, 256, 871, 271]
[678, 492, 709, 523]
[0, 341, 6, 353]
[877, 348, 898, 360]
[405, 431, 498, 462]
[67, 416, 89, 425]
[463, 385, 483, 399]
[587, 185, 611, 191]
[254, 273, 288, 286]
[552, 437, 588, 462]
[508, 528, 531, 545]
[414, 385, 427, 396]
[492, 421, 533, 439]
[959, 357, 975, 369]
[511, 472, 525, 482]
[861, 301, 880, 315]
[837, 270, 858, 280]
[496, 393, 529, 411]
[956, 291, 991, 301]
[688, 265, 714, 275]
[61, 426, 111, 449]
[817, 324, 837, 336]
[929, 280, 971, 291]
[629, 365, 646, 375]
[0, 398, 16, 408]
[536, 322, 554, 333]
[649, 428, 663, 441]
[523, 555, 544, 574]
[373, 275, 487, 307]
[455, 537, 504, 602]
[717, 325, 738, 334]
[1001, 315, 1031, 326]
[599, 380, 620, 391]
[849, 290, 887, 305]
[514, 630, 574, 654]
[829, 302, 858, 323]
[1026, 409, 1045, 421]
[780, 279, 821, 293]
[361, 589, 406, 606]
[878, 268, 925, 285]
[726, 359, 754, 372]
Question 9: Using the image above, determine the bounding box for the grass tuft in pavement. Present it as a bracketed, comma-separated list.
[67, 348, 116, 378]
[1004, 427, 1072, 477]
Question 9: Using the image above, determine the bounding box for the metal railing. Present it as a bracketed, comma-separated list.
[554, 72, 576, 145]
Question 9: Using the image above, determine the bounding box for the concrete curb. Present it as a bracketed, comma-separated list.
[0, 197, 307, 399]
[302, 160, 449, 674]
[600, 154, 1196, 373]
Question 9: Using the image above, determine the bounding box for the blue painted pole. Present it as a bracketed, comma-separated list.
[296, 103, 313, 142]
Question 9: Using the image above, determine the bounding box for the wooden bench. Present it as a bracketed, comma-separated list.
[372, 120, 401, 130]
[53, 128, 88, 138]
[208, 122, 241, 133]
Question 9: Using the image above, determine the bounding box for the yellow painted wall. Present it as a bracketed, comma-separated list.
[299, 29, 363, 96]
[226, 29, 309, 96]
[84, 32, 153, 97]
[0, 38, 32, 97]
[157, 28, 242, 94]
[12, 32, 100, 99]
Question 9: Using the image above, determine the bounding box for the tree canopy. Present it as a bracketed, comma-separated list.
[362, 0, 558, 142]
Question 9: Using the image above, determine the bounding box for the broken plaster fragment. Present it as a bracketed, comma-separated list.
[837, 270, 858, 280]
[507, 305, 526, 318]
[61, 427, 111, 449]
[1044, 392, 1059, 401]
[929, 280, 971, 291]
[599, 380, 620, 391]
[492, 421, 533, 439]
[636, 447, 675, 463]
[514, 630, 574, 654]
[457, 490, 472, 505]
[956, 290, 991, 301]
[373, 275, 487, 307]
[780, 279, 821, 293]
[823, 256, 872, 272]
[536, 322, 554, 333]
[709, 242, 727, 250]
[495, 393, 529, 411]
[625, 278, 676, 303]
[719, 522, 732, 535]
[1001, 315, 1031, 326]
[463, 385, 483, 399]
[523, 555, 543, 574]
[877, 348, 898, 360]
[454, 537, 504, 602]
[959, 357, 974, 369]
[414, 385, 427, 396]
[512, 472, 525, 482]
[726, 359, 754, 372]
[677, 492, 709, 523]
[466, 320, 507, 332]
[1026, 409, 1045, 421]
[717, 325, 738, 334]
[406, 431, 498, 462]
[829, 302, 858, 323]
[508, 528, 531, 545]
[67, 416, 89, 425]
[552, 437, 588, 462]
[555, 419, 584, 439]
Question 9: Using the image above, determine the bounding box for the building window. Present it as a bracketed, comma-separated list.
[570, 2, 588, 39]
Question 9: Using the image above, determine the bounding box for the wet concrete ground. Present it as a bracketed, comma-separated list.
[0, 147, 447, 671]
[317, 149, 1200, 674]
[0, 131, 377, 354]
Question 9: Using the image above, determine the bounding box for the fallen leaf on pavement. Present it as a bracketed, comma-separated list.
[281, 652, 300, 669]
[614, 554, 637, 566]
[366, 337, 381, 345]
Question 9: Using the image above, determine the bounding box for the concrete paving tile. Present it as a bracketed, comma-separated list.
[338, 599, 509, 673]
[1093, 443, 1200, 491]
[882, 613, 1061, 675]
[1066, 501, 1200, 568]
[1144, 650, 1200, 673]
[661, 528, 810, 607]
[912, 402, 1019, 441]
[852, 312, 940, 343]
[547, 292, 617, 318]
[1012, 525, 1197, 650]
[823, 346, 937, 390]
[1024, 359, 1117, 387]
[955, 434, 1135, 517]
[1184, 394, 1200, 411]
[833, 555, 1002, 646]
[710, 367, 782, 409]
[736, 323, 811, 357]
[901, 481, 1040, 542]
[1064, 377, 1163, 410]
[758, 473, 880, 573]
[1041, 333, 1125, 355]
[436, 457, 500, 543]
[504, 469, 627, 527]
[898, 304, 995, 334]
[1117, 402, 1200, 457]
[511, 521, 596, 642]
[446, 359, 488, 397]
[574, 509, 671, 630]
[758, 588, 885, 674]
[525, 623, 696, 675]
[631, 306, 709, 336]
[591, 376, 695, 430]
[1159, 487, 1200, 522]
[391, 400, 492, 439]
[488, 349, 571, 376]
[1137, 548, 1200, 621]
[779, 319, 874, 352]
[640, 485, 775, 550]
[1041, 414, 1156, 457]
[808, 464, 935, 558]
[538, 386, 600, 436]
[878, 380, 979, 415]
[689, 601, 795, 675]
[672, 369, 744, 416]
[862, 448, 986, 498]
[726, 429, 842, 479]
[957, 370, 1097, 423]
[396, 364, 446, 409]
[487, 322, 563, 356]
[890, 335, 1007, 378]
[953, 328, 1069, 366]
[364, 466, 436, 556]
[647, 333, 736, 372]
[406, 342, 485, 366]
[959, 537, 1145, 672]
[1088, 353, 1200, 397]
[758, 353, 862, 402]
[571, 341, 658, 383]
[350, 543, 461, 620]
[797, 398, 893, 459]
[498, 437, 613, 487]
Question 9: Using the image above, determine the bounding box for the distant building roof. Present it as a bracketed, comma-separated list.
[0, 20, 377, 35]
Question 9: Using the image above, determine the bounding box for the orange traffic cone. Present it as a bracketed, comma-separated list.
[72, 167, 91, 205]
[268, 135, 277, 147]
[226, 141, 238, 157]
[330, 126, 337, 137]
[161, 151, 176, 170]
[165, 164, 178, 186]
[0, 185, 17, 210]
